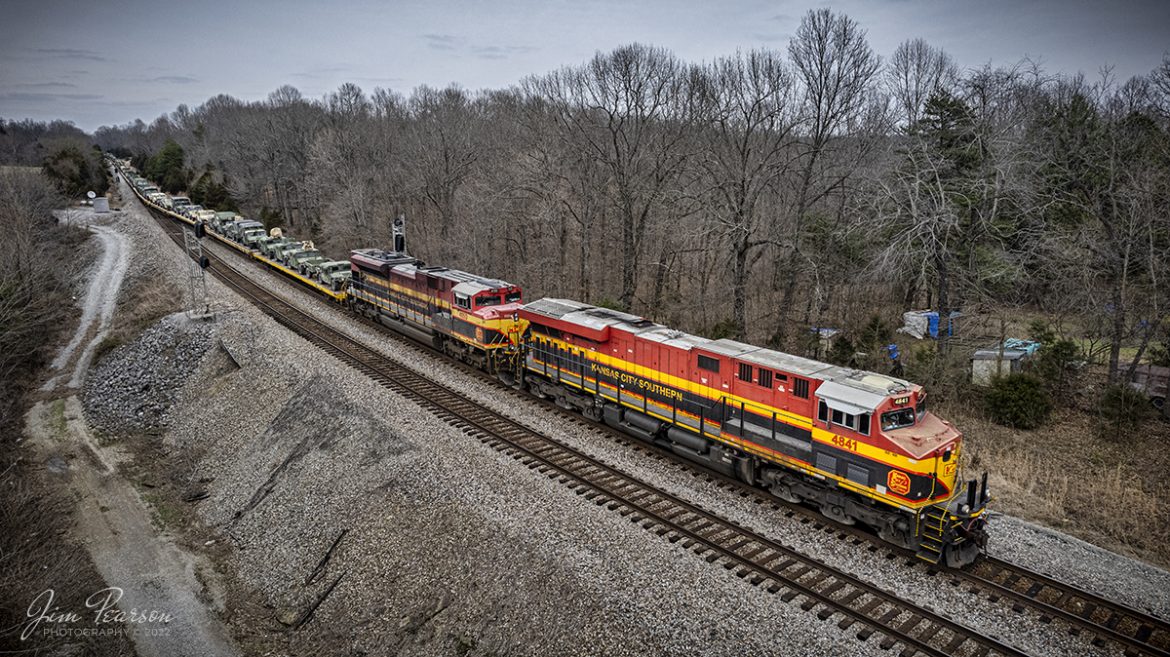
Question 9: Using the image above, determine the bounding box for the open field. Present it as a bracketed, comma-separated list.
[957, 400, 1170, 568]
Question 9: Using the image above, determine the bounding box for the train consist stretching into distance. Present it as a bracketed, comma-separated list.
[113, 157, 991, 568]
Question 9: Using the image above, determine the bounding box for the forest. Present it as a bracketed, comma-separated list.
[85, 10, 1168, 424]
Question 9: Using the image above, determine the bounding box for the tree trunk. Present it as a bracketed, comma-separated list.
[620, 201, 637, 310]
[732, 231, 749, 339]
[1108, 274, 1125, 384]
[1124, 312, 1166, 383]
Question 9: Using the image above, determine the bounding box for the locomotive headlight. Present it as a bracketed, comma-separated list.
[959, 503, 970, 514]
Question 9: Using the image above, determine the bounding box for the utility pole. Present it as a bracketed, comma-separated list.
[184, 221, 211, 317]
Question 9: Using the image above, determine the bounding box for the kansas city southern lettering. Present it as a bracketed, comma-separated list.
[591, 363, 684, 402]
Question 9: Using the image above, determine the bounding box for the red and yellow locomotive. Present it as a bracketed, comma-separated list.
[519, 298, 988, 567]
[347, 248, 528, 376]
[116, 156, 988, 566]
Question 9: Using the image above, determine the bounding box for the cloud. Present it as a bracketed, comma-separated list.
[10, 82, 78, 89]
[291, 66, 352, 79]
[471, 45, 536, 60]
[418, 35, 536, 60]
[352, 76, 405, 84]
[96, 98, 173, 108]
[422, 33, 460, 51]
[33, 48, 108, 62]
[147, 75, 199, 84]
[0, 92, 105, 103]
[752, 33, 787, 43]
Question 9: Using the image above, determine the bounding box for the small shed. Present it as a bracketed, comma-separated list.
[970, 339, 1040, 386]
[1129, 364, 1168, 414]
[93, 197, 110, 213]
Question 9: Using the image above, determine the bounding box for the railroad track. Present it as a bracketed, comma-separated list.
[134, 189, 1036, 657]
[675, 462, 1170, 657]
[142, 194, 1170, 657]
[137, 187, 1170, 657]
[529, 413, 1170, 657]
[353, 301, 1170, 657]
[960, 557, 1170, 657]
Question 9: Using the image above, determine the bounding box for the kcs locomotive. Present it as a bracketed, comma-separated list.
[114, 157, 990, 567]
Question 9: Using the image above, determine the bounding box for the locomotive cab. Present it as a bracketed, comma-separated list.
[879, 391, 989, 566]
[818, 375, 989, 567]
[453, 283, 528, 349]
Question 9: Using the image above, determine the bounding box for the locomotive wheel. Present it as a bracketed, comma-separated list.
[820, 504, 856, 526]
[770, 482, 801, 504]
[945, 541, 980, 568]
[879, 522, 916, 550]
[582, 404, 603, 422]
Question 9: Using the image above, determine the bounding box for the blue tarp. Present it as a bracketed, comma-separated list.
[1001, 338, 1042, 355]
[925, 311, 961, 338]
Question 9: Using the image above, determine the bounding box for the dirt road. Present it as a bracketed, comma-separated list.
[41, 214, 130, 391]
[27, 202, 239, 657]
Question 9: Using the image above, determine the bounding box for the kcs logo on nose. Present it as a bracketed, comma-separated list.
[887, 470, 911, 495]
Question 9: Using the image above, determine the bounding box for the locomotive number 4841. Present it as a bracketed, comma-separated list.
[830, 435, 858, 452]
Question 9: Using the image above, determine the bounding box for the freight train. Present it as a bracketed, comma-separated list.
[111, 157, 990, 568]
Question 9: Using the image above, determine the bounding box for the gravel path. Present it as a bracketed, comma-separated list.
[41, 212, 131, 392]
[28, 177, 242, 657]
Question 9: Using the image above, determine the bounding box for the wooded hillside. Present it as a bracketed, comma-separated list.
[94, 10, 1170, 406]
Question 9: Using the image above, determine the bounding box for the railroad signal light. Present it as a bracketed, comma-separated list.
[194, 221, 207, 239]
[199, 256, 210, 270]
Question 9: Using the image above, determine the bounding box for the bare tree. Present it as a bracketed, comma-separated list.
[524, 44, 696, 311]
[887, 38, 959, 128]
[403, 85, 482, 261]
[773, 9, 882, 347]
[694, 50, 799, 337]
[1030, 73, 1170, 382]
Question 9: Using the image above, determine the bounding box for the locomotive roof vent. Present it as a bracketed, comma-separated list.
[583, 308, 635, 321]
[848, 372, 911, 394]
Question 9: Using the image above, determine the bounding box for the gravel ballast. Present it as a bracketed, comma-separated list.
[158, 293, 888, 656]
[95, 184, 1170, 656]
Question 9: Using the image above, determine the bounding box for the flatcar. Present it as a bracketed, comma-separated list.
[519, 298, 988, 567]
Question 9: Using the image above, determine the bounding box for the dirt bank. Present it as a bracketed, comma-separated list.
[19, 191, 238, 657]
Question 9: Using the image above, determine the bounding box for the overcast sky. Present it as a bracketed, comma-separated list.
[2, 0, 1168, 133]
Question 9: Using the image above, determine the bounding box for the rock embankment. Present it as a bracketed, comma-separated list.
[83, 312, 215, 436]
[85, 296, 870, 657]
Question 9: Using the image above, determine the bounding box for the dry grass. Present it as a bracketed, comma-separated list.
[953, 401, 1170, 568]
[100, 275, 183, 359]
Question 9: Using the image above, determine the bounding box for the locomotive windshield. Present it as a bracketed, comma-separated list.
[506, 291, 522, 303]
[881, 408, 915, 431]
[478, 295, 502, 307]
